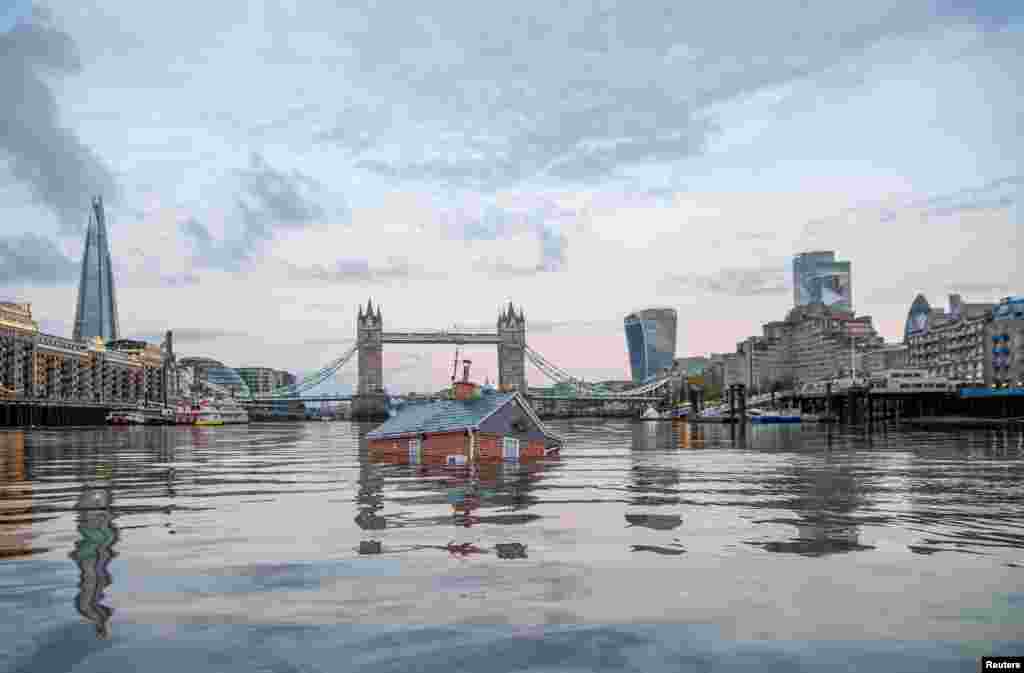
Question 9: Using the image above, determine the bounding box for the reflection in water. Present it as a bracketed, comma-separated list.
[627, 421, 684, 554]
[624, 514, 682, 530]
[630, 544, 686, 555]
[747, 429, 871, 557]
[676, 422, 705, 449]
[358, 540, 382, 555]
[2, 422, 1023, 663]
[358, 429, 556, 557]
[69, 486, 119, 639]
[0, 432, 33, 558]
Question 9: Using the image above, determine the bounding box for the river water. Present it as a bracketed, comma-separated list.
[1, 420, 1022, 671]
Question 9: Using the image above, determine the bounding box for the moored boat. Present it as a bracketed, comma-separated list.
[750, 409, 802, 424]
[194, 408, 224, 426]
[173, 401, 195, 424]
[217, 399, 250, 424]
[641, 405, 667, 420]
[193, 399, 224, 426]
[106, 408, 145, 425]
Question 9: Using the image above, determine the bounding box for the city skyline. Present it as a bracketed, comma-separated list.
[1, 2, 1022, 391]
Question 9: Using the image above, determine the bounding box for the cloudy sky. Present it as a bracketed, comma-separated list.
[1, 1, 1021, 392]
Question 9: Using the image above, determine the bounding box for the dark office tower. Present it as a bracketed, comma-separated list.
[72, 196, 120, 342]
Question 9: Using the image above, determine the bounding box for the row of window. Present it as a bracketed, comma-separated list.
[402, 436, 522, 461]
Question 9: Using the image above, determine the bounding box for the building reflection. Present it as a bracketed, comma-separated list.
[751, 452, 870, 557]
[902, 428, 1024, 555]
[69, 485, 119, 639]
[624, 421, 685, 554]
[675, 421, 706, 449]
[0, 432, 32, 558]
[628, 421, 682, 507]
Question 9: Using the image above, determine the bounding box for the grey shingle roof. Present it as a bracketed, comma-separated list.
[366, 392, 517, 439]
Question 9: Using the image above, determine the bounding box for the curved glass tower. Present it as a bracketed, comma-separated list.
[904, 293, 931, 342]
[624, 308, 678, 384]
[72, 196, 120, 342]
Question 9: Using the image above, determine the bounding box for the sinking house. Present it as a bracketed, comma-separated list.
[366, 360, 562, 464]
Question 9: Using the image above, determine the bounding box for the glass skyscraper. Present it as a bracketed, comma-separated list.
[792, 251, 852, 312]
[624, 308, 678, 384]
[72, 196, 120, 342]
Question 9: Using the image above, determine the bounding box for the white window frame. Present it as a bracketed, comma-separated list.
[408, 437, 421, 463]
[502, 437, 520, 460]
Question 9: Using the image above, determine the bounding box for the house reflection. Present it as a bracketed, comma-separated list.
[357, 430, 558, 556]
[0, 432, 32, 558]
[69, 485, 119, 639]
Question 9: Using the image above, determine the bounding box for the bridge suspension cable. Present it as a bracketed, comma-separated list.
[523, 345, 595, 393]
[251, 344, 359, 400]
[523, 345, 672, 398]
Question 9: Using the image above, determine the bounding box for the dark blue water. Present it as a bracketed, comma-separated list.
[1, 421, 1022, 671]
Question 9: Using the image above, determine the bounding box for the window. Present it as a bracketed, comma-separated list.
[408, 438, 421, 463]
[502, 437, 520, 460]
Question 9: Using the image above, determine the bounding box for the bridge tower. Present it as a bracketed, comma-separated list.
[497, 302, 527, 394]
[353, 299, 387, 420]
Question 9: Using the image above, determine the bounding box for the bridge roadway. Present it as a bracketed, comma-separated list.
[381, 331, 502, 345]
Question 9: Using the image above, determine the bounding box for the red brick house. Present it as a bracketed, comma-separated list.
[366, 375, 562, 465]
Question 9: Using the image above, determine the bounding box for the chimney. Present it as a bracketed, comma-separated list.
[453, 360, 478, 401]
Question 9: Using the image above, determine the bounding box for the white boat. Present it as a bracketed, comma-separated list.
[641, 405, 668, 420]
[192, 400, 224, 426]
[750, 409, 802, 424]
[217, 399, 250, 424]
[106, 408, 145, 425]
[800, 413, 836, 423]
[194, 408, 224, 426]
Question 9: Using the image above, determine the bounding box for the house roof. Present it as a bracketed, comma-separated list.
[365, 392, 561, 442]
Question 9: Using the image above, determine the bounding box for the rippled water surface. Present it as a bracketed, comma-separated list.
[1, 421, 1022, 671]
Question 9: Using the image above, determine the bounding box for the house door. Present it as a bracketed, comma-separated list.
[502, 437, 519, 461]
[408, 438, 421, 464]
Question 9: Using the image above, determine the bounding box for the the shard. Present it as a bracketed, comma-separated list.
[72, 196, 120, 342]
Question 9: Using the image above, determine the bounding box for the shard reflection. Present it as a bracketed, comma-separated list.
[69, 486, 119, 639]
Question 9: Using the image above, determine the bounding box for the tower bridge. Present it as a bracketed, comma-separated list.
[227, 299, 678, 418]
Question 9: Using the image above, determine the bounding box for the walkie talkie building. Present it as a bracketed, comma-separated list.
[72, 196, 120, 342]
[624, 308, 678, 384]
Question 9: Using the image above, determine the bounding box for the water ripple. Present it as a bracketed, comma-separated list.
[1, 421, 1023, 654]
